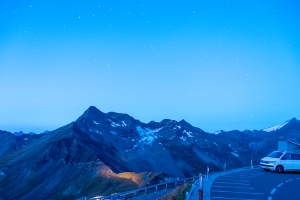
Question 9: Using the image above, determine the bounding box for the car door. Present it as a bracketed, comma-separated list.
[280, 153, 293, 170]
[291, 154, 300, 170]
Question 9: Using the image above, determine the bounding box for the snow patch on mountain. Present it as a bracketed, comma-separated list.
[263, 120, 290, 132]
[231, 152, 239, 157]
[110, 131, 117, 135]
[213, 130, 224, 135]
[228, 144, 237, 152]
[183, 130, 194, 137]
[180, 136, 186, 141]
[136, 126, 163, 145]
[108, 119, 121, 127]
[93, 121, 99, 125]
[89, 129, 102, 134]
[107, 119, 128, 127]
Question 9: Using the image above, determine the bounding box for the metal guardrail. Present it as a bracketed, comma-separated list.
[82, 176, 196, 200]
[78, 164, 260, 200]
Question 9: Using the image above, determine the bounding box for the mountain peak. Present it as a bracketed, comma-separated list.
[13, 131, 24, 136]
[75, 106, 107, 130]
[80, 106, 105, 119]
[179, 119, 192, 127]
[288, 117, 298, 123]
[87, 105, 100, 112]
[262, 117, 299, 132]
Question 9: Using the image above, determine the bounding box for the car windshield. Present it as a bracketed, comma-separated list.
[267, 151, 283, 158]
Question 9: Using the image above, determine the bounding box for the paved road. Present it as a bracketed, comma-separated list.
[210, 168, 300, 200]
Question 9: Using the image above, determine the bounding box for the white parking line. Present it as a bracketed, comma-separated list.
[223, 175, 255, 178]
[216, 178, 250, 182]
[277, 183, 284, 187]
[230, 173, 264, 176]
[285, 179, 293, 182]
[214, 182, 250, 185]
[231, 170, 261, 173]
[212, 197, 260, 200]
[216, 176, 249, 179]
[213, 186, 254, 189]
[234, 169, 262, 172]
[270, 188, 276, 194]
[297, 178, 300, 180]
[212, 190, 264, 195]
[231, 171, 262, 174]
[223, 173, 257, 176]
[221, 176, 253, 180]
[268, 196, 272, 200]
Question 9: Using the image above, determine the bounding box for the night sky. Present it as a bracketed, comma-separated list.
[1, 1, 300, 133]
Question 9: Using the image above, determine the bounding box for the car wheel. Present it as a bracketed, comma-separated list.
[264, 168, 270, 171]
[276, 165, 284, 173]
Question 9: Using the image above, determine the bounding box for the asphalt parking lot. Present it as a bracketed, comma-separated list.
[210, 168, 300, 200]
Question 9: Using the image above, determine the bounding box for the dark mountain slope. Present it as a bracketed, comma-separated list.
[0, 123, 146, 199]
[0, 130, 43, 157]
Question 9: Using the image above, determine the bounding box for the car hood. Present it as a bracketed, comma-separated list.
[261, 157, 280, 161]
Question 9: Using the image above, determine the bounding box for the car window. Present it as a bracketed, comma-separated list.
[268, 151, 283, 158]
[292, 154, 300, 160]
[281, 153, 292, 160]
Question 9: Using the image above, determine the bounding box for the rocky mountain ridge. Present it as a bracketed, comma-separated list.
[0, 106, 299, 199]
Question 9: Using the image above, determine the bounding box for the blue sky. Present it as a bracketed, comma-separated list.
[1, 1, 300, 133]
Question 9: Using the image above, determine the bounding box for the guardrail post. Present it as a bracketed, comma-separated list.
[251, 159, 253, 169]
[224, 163, 226, 172]
[134, 190, 136, 198]
[198, 173, 203, 200]
[165, 183, 168, 190]
[207, 166, 210, 179]
[155, 186, 157, 193]
[145, 188, 147, 195]
[199, 173, 203, 190]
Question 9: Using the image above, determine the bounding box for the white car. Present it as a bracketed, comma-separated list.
[260, 150, 300, 173]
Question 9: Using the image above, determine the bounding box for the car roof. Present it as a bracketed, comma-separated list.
[283, 150, 300, 154]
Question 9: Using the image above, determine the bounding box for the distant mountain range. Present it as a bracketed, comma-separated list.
[13, 130, 50, 136]
[0, 106, 299, 199]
